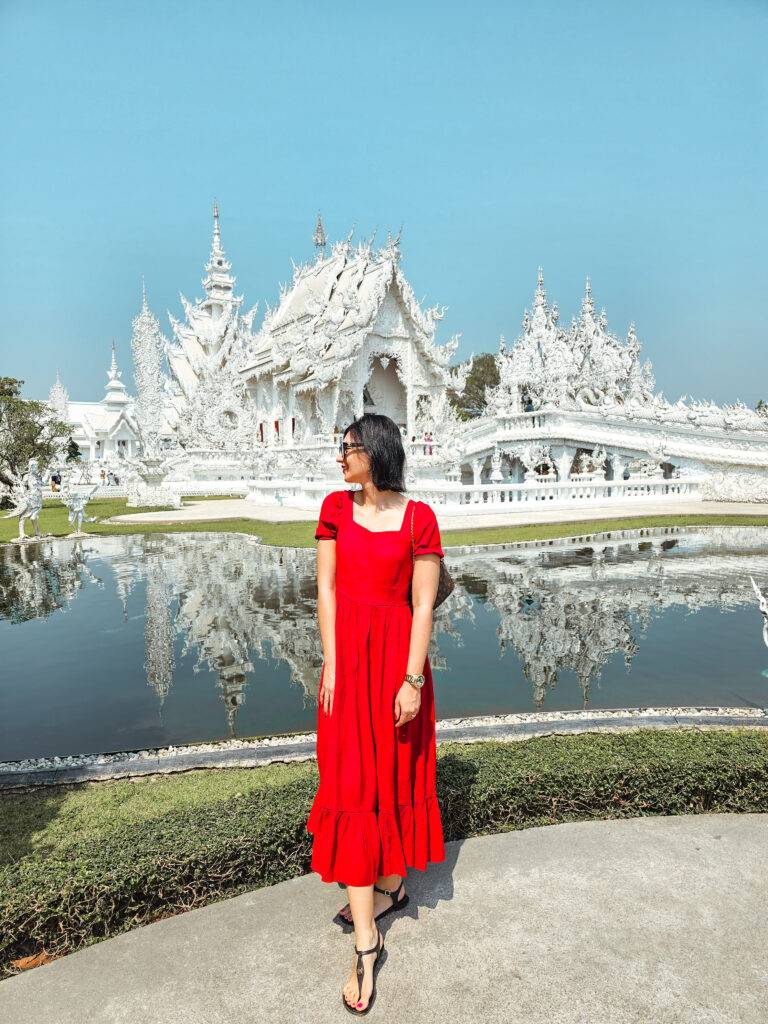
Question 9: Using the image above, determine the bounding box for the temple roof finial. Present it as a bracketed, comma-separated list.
[531, 266, 549, 320]
[107, 339, 121, 385]
[534, 266, 547, 305]
[104, 339, 128, 406]
[386, 224, 403, 263]
[212, 198, 222, 255]
[581, 275, 595, 322]
[203, 200, 234, 298]
[313, 212, 327, 259]
[141, 275, 148, 312]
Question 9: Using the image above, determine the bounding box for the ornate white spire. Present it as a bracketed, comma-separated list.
[48, 369, 69, 420]
[131, 283, 166, 454]
[534, 267, 546, 306]
[202, 199, 235, 301]
[532, 266, 549, 324]
[313, 212, 326, 259]
[212, 199, 222, 252]
[580, 276, 595, 324]
[104, 340, 130, 407]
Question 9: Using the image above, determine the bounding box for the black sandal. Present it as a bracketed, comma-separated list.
[342, 926, 383, 1015]
[333, 880, 409, 930]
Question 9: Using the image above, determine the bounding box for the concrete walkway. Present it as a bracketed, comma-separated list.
[110, 498, 767, 530]
[2, 814, 766, 1023]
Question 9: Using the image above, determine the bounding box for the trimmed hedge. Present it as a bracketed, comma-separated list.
[1, 728, 767, 977]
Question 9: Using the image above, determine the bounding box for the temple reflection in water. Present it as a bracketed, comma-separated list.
[1, 527, 767, 760]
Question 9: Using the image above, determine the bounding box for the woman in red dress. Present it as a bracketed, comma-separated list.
[306, 412, 446, 1014]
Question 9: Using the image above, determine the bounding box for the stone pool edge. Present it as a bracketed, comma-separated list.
[1, 706, 766, 791]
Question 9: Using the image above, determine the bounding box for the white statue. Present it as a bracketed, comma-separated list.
[61, 484, 99, 536]
[749, 576, 768, 649]
[3, 458, 45, 542]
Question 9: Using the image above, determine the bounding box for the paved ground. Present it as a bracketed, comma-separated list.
[2, 814, 766, 1024]
[110, 498, 767, 529]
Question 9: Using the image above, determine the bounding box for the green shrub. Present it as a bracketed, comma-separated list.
[1, 728, 766, 976]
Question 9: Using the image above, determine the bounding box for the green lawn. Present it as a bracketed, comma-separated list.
[2, 496, 768, 547]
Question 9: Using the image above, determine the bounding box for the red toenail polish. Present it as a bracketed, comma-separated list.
[357, 1002, 363, 1008]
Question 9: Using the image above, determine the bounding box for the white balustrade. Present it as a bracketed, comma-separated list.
[242, 475, 704, 511]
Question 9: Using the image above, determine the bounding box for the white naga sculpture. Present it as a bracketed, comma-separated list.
[3, 459, 45, 542]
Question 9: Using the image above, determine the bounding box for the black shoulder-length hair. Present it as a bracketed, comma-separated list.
[342, 413, 406, 493]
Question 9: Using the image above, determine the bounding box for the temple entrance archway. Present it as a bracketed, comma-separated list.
[363, 356, 407, 427]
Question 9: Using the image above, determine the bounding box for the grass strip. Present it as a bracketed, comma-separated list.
[2, 498, 768, 548]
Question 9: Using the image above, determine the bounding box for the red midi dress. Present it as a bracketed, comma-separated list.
[306, 488, 447, 886]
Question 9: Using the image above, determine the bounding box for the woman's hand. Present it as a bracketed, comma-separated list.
[394, 681, 421, 727]
[319, 664, 336, 716]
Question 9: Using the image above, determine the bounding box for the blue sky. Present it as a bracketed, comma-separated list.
[1, 0, 766, 406]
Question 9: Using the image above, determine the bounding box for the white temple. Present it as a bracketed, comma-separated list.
[48, 344, 140, 463]
[45, 203, 768, 507]
[238, 219, 470, 444]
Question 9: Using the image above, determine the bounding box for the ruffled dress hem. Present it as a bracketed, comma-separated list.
[306, 792, 446, 886]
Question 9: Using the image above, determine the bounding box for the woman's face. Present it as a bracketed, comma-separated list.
[336, 431, 370, 484]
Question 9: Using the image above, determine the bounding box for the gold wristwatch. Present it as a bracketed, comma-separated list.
[404, 672, 425, 690]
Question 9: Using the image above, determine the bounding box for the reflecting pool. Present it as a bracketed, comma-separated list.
[2, 526, 768, 761]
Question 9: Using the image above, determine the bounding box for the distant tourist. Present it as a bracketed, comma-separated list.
[99, 467, 106, 485]
[50, 470, 61, 492]
[426, 431, 434, 455]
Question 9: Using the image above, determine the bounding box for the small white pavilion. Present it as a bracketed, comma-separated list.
[47, 344, 139, 463]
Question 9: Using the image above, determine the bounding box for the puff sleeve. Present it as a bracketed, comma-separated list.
[315, 490, 343, 541]
[413, 501, 444, 558]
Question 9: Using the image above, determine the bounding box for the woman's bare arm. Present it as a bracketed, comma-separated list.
[395, 552, 440, 726]
[316, 538, 337, 716]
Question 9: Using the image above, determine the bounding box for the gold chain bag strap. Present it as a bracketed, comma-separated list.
[408, 502, 455, 610]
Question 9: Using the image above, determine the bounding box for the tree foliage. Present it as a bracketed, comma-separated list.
[0, 377, 73, 499]
[446, 352, 500, 420]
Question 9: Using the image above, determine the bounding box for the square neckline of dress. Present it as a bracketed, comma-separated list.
[347, 490, 414, 534]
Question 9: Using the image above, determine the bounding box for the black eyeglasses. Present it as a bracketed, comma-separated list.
[339, 441, 366, 456]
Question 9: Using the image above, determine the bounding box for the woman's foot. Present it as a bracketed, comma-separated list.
[337, 879, 405, 925]
[342, 925, 381, 1012]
